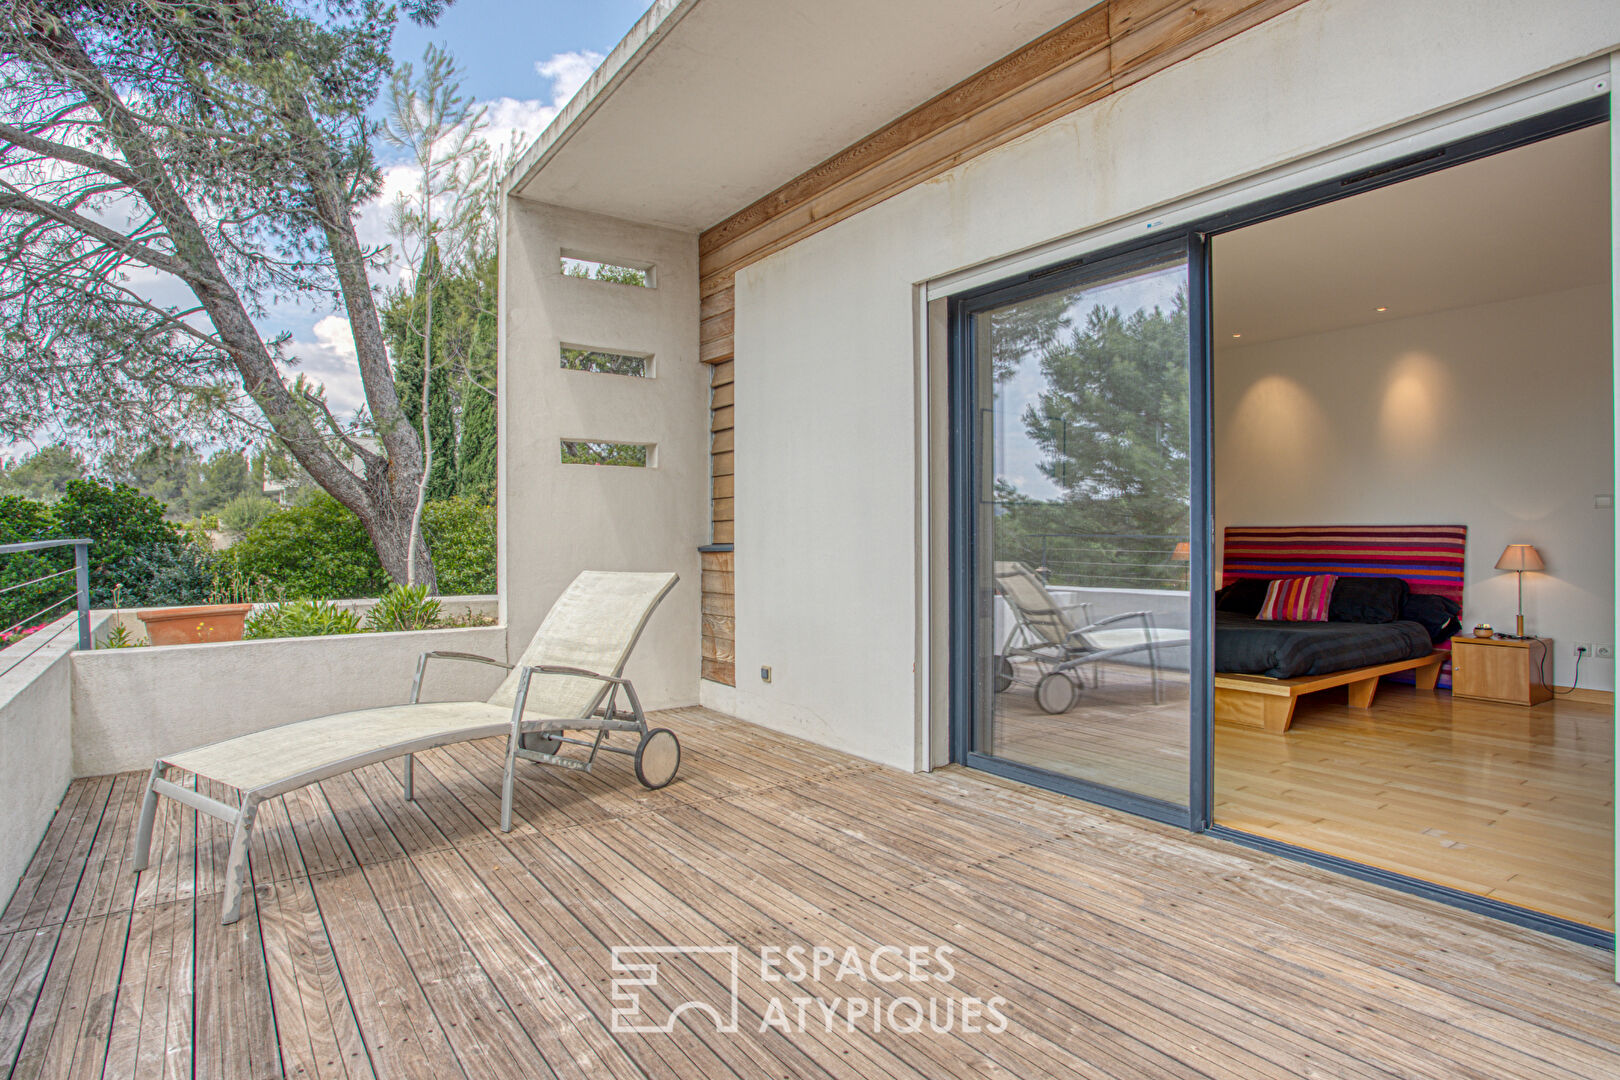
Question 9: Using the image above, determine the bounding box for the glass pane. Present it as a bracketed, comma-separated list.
[976, 254, 1191, 805]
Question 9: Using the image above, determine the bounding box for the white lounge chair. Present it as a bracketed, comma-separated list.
[133, 570, 680, 924]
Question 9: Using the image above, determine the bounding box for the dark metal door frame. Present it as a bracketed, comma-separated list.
[946, 94, 1612, 949]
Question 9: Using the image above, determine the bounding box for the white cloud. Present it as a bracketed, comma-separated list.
[283, 314, 366, 418]
[536, 50, 605, 110]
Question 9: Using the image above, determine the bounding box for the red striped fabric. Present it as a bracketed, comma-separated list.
[1222, 525, 1467, 604]
[1255, 574, 1337, 622]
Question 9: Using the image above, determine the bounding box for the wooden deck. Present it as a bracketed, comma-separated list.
[3, 706, 1618, 1079]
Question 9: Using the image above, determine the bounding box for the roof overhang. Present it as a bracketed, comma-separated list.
[505, 0, 1101, 231]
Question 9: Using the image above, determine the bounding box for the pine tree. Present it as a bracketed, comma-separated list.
[458, 383, 497, 500]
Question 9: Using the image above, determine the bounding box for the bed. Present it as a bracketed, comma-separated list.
[1214, 525, 1465, 733]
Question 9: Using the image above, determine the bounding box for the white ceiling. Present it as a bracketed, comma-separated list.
[1213, 123, 1612, 348]
[509, 0, 1099, 230]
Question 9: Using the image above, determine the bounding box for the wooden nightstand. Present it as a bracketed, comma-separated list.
[1449, 635, 1553, 706]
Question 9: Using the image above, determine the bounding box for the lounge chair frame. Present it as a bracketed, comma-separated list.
[995, 561, 1185, 712]
[133, 571, 679, 924]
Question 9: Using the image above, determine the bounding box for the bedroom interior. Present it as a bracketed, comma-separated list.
[1209, 121, 1615, 931]
[976, 109, 1612, 938]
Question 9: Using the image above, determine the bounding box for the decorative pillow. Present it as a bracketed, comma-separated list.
[1401, 593, 1463, 643]
[1329, 575, 1411, 624]
[1215, 577, 1272, 618]
[1256, 574, 1338, 622]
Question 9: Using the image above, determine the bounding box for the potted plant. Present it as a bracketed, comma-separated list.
[136, 602, 255, 645]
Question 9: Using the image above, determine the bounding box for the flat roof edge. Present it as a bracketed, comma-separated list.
[503, 0, 701, 198]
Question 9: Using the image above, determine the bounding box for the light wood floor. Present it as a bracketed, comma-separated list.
[5, 706, 1619, 1079]
[991, 665, 1615, 930]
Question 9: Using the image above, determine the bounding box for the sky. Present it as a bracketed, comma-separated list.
[234, 1, 651, 427]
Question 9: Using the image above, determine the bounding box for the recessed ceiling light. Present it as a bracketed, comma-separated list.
[1231, 333, 1242, 339]
[1375, 306, 1388, 312]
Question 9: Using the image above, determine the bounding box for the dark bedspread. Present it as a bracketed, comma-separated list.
[1216, 612, 1433, 679]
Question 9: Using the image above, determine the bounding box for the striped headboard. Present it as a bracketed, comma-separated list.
[1221, 525, 1467, 604]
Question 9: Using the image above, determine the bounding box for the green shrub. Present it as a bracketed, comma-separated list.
[244, 599, 363, 639]
[364, 583, 441, 632]
[422, 496, 496, 595]
[103, 624, 147, 648]
[222, 492, 496, 599]
[0, 479, 212, 631]
[218, 495, 279, 534]
[222, 493, 386, 600]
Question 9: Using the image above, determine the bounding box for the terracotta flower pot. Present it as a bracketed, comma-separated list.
[136, 603, 255, 646]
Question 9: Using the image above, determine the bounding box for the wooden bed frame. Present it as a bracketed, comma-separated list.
[1214, 652, 1444, 733]
[1215, 524, 1466, 735]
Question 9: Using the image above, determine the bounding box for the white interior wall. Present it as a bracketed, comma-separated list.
[1214, 284, 1614, 690]
[731, 0, 1620, 770]
[499, 201, 706, 708]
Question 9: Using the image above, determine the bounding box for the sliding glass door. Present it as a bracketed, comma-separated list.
[954, 241, 1200, 818]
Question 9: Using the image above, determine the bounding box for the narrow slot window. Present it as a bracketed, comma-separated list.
[560, 254, 654, 287]
[561, 347, 650, 377]
[561, 441, 651, 467]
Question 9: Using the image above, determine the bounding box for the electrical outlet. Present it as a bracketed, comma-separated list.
[1574, 641, 1593, 658]
[1596, 644, 1614, 660]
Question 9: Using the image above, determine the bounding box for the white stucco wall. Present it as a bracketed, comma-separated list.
[71, 625, 507, 776]
[731, 0, 1620, 769]
[499, 201, 706, 712]
[0, 613, 104, 908]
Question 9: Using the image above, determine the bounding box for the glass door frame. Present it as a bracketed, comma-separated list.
[947, 231, 1215, 830]
[945, 94, 1610, 948]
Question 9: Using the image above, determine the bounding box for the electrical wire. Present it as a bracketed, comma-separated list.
[1536, 637, 1584, 696]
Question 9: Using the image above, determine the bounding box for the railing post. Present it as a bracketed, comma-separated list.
[74, 541, 91, 650]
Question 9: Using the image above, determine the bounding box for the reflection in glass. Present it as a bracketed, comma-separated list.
[975, 255, 1192, 805]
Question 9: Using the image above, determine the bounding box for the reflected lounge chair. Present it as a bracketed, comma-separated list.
[133, 570, 681, 924]
[994, 560, 1188, 713]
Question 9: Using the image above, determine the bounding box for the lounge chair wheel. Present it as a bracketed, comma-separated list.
[521, 732, 562, 755]
[1036, 672, 1079, 714]
[635, 728, 680, 789]
[994, 656, 1014, 692]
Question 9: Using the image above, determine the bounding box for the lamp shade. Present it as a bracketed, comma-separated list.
[1172, 541, 1191, 562]
[1494, 544, 1544, 572]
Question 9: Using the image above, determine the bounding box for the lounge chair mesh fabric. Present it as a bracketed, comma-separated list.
[490, 570, 675, 718]
[165, 702, 515, 796]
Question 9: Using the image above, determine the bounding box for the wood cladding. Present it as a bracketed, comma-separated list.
[702, 347, 736, 685]
[695, 0, 1311, 686]
[700, 548, 734, 686]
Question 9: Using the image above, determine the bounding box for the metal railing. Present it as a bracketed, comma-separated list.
[999, 532, 1188, 591]
[0, 539, 92, 677]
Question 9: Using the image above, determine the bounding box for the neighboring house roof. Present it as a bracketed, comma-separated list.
[504, 0, 1099, 229]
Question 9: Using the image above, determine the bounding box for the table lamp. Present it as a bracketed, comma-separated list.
[1494, 543, 1543, 638]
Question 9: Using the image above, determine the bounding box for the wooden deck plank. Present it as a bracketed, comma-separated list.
[104, 898, 193, 1080]
[257, 877, 374, 1080]
[3, 707, 1618, 1080]
[3, 778, 113, 934]
[307, 869, 466, 1080]
[193, 876, 279, 1080]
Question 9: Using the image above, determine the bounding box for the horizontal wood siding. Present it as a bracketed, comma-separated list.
[704, 358, 736, 685]
[700, 549, 734, 686]
[693, 0, 1309, 686]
